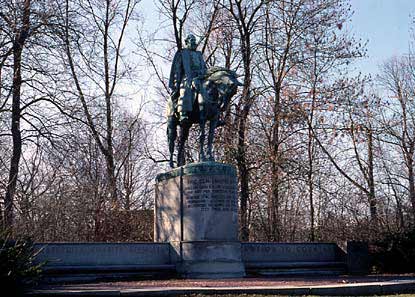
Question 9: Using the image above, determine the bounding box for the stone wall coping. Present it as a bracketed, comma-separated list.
[242, 242, 339, 245]
[35, 242, 339, 246]
[179, 240, 241, 244]
[34, 242, 167, 245]
[42, 264, 175, 271]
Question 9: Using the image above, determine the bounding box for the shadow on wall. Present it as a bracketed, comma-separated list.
[370, 229, 415, 273]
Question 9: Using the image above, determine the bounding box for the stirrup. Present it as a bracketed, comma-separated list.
[180, 114, 189, 123]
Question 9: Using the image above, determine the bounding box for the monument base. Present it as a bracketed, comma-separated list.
[172, 241, 245, 278]
[155, 162, 245, 278]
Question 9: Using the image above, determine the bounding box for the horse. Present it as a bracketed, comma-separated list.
[167, 67, 242, 168]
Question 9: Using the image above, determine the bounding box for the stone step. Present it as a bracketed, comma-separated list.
[42, 273, 149, 284]
[40, 265, 176, 284]
[245, 263, 347, 276]
[247, 268, 346, 276]
[42, 264, 176, 274]
[246, 261, 346, 276]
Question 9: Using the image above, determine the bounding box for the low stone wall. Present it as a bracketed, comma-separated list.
[242, 242, 346, 263]
[34, 242, 172, 271]
[242, 243, 346, 275]
[34, 242, 347, 280]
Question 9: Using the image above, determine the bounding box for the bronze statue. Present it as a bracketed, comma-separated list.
[168, 34, 207, 123]
[167, 34, 242, 168]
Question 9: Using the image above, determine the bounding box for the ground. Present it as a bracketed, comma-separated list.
[28, 274, 415, 296]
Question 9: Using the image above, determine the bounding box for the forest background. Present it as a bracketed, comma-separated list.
[1, 0, 415, 246]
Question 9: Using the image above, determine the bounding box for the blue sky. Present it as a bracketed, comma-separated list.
[349, 0, 415, 75]
[140, 0, 415, 75]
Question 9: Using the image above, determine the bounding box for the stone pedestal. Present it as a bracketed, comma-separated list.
[347, 241, 370, 275]
[155, 162, 245, 278]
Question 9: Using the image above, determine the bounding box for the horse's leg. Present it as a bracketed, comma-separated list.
[207, 118, 216, 161]
[167, 116, 177, 168]
[177, 124, 190, 167]
[198, 93, 207, 162]
[199, 117, 206, 162]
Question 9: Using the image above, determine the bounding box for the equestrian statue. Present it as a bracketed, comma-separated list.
[167, 34, 242, 168]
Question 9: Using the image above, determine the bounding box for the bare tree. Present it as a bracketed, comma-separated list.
[225, 0, 265, 241]
[0, 0, 60, 230]
[158, 0, 197, 49]
[60, 0, 139, 205]
[379, 56, 415, 224]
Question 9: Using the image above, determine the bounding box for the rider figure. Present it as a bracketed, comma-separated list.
[167, 34, 208, 167]
[168, 34, 207, 123]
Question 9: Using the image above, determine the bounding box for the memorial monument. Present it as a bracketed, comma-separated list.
[32, 36, 350, 284]
[155, 34, 245, 278]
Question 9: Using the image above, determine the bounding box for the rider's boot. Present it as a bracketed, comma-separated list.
[199, 148, 206, 162]
[167, 116, 177, 168]
[199, 127, 206, 162]
[180, 111, 189, 124]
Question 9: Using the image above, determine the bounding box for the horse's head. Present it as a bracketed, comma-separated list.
[205, 67, 243, 111]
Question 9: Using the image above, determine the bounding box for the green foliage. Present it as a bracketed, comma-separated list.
[371, 229, 415, 273]
[0, 232, 43, 295]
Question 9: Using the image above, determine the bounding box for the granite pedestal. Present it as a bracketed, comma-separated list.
[155, 162, 245, 278]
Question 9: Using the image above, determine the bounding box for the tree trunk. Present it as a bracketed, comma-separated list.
[4, 47, 23, 230]
[270, 97, 281, 241]
[367, 127, 377, 226]
[308, 127, 315, 241]
[237, 38, 252, 241]
[270, 164, 280, 241]
[106, 154, 118, 204]
[237, 112, 250, 241]
[408, 159, 415, 223]
[3, 0, 31, 230]
[103, 0, 117, 205]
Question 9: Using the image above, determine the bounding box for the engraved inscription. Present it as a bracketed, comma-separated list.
[244, 244, 333, 255]
[184, 175, 237, 212]
[42, 244, 166, 255]
[242, 243, 337, 262]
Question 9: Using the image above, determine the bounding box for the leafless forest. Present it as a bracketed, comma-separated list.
[1, 0, 415, 244]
